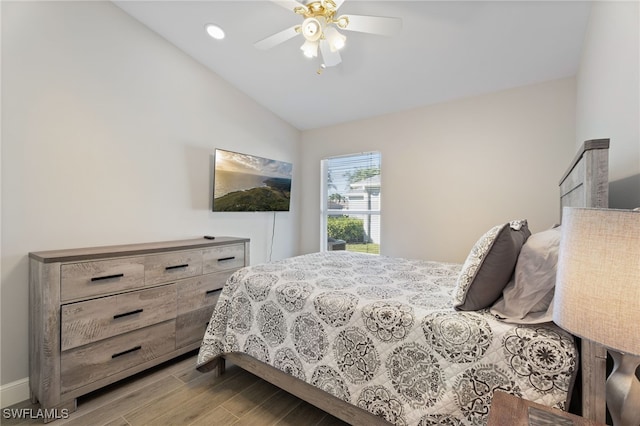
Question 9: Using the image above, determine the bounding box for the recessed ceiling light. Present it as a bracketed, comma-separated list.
[205, 23, 225, 40]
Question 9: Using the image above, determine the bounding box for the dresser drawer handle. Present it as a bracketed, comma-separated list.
[111, 346, 142, 359]
[91, 273, 124, 282]
[165, 264, 189, 271]
[113, 308, 144, 320]
[217, 256, 235, 262]
[205, 289, 222, 296]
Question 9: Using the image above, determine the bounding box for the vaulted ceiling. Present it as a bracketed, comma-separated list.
[114, 1, 592, 130]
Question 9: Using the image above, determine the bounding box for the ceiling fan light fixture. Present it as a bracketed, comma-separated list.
[324, 26, 346, 52]
[301, 40, 319, 58]
[301, 17, 323, 41]
[204, 23, 225, 40]
[254, 0, 402, 72]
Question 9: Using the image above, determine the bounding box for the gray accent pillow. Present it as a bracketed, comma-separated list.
[490, 227, 561, 323]
[453, 219, 531, 311]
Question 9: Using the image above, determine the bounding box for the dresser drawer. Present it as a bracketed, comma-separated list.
[61, 284, 177, 351]
[145, 250, 202, 286]
[61, 257, 145, 301]
[176, 305, 215, 349]
[60, 320, 175, 393]
[176, 271, 232, 315]
[203, 244, 245, 274]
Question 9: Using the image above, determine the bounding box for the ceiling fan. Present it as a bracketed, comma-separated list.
[255, 0, 402, 70]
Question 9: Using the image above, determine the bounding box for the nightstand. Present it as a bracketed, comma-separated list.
[488, 391, 606, 426]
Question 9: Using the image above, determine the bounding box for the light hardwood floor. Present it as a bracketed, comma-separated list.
[2, 351, 349, 426]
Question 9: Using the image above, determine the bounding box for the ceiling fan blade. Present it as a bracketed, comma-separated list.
[254, 25, 300, 50]
[319, 39, 342, 67]
[340, 14, 402, 36]
[271, 0, 308, 13]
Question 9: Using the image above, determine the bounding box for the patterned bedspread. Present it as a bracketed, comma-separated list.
[197, 251, 577, 425]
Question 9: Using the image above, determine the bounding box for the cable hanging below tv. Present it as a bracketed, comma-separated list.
[212, 148, 293, 212]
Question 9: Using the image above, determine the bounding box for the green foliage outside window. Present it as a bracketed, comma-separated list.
[327, 216, 366, 243]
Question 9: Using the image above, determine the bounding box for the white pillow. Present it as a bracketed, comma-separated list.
[490, 227, 561, 324]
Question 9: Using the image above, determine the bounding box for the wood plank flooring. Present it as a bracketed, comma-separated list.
[2, 351, 349, 426]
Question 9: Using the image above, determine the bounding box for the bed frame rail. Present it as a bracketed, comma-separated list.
[223, 353, 390, 426]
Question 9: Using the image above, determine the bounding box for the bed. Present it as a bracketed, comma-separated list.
[197, 139, 610, 425]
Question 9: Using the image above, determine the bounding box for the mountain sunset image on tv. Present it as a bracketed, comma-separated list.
[212, 149, 293, 212]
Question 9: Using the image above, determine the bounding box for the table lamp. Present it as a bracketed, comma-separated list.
[554, 207, 640, 426]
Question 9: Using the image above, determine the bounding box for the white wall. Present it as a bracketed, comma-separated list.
[576, 1, 640, 208]
[300, 78, 577, 263]
[1, 1, 300, 391]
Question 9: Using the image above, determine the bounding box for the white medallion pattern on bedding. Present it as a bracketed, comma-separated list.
[197, 251, 577, 426]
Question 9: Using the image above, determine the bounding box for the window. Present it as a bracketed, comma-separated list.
[321, 152, 381, 254]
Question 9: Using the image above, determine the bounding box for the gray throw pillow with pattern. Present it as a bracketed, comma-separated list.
[453, 219, 530, 311]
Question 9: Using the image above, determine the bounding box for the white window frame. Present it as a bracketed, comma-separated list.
[320, 152, 381, 253]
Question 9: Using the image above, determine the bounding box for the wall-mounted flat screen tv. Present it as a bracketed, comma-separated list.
[212, 149, 293, 212]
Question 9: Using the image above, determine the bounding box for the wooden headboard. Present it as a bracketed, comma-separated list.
[558, 138, 610, 423]
[560, 138, 609, 213]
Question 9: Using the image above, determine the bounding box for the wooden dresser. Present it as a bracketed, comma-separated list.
[29, 237, 249, 418]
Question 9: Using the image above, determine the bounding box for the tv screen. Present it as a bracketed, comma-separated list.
[212, 149, 293, 212]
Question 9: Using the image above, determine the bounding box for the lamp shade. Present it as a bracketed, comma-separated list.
[553, 207, 640, 356]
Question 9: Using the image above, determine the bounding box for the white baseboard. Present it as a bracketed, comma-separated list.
[1, 378, 30, 408]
